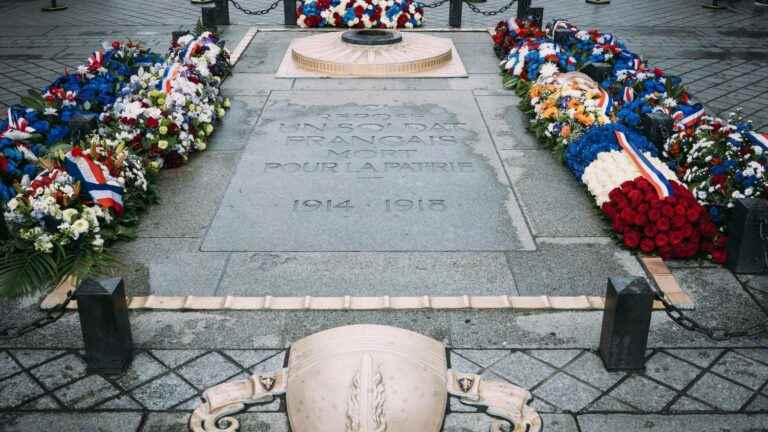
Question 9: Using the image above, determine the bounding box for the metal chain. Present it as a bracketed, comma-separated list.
[0, 290, 75, 340]
[463, 0, 516, 16]
[417, 0, 449, 8]
[229, 0, 282, 15]
[654, 290, 768, 341]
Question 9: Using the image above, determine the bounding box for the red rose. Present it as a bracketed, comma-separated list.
[686, 207, 700, 222]
[354, 5, 364, 17]
[674, 205, 686, 216]
[633, 212, 648, 227]
[700, 222, 717, 238]
[671, 215, 686, 228]
[670, 231, 684, 245]
[711, 249, 727, 264]
[640, 238, 656, 253]
[653, 67, 664, 78]
[621, 208, 636, 224]
[656, 218, 670, 231]
[655, 234, 669, 248]
[112, 41, 121, 49]
[644, 225, 658, 238]
[624, 231, 641, 248]
[146, 117, 159, 128]
[612, 219, 626, 234]
[661, 205, 675, 217]
[648, 209, 661, 221]
[397, 13, 408, 27]
[714, 235, 728, 248]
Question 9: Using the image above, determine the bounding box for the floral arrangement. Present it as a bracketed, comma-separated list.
[491, 17, 732, 262]
[0, 32, 231, 296]
[297, 0, 423, 28]
[664, 113, 768, 226]
[526, 72, 612, 156]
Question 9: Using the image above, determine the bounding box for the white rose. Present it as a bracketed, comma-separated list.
[62, 208, 79, 223]
[71, 218, 90, 236]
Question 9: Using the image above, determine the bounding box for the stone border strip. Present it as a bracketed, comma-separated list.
[39, 256, 691, 311]
[229, 27, 257, 65]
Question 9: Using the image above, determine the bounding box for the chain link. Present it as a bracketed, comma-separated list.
[229, 0, 282, 15]
[463, 0, 516, 16]
[654, 289, 768, 341]
[417, 0, 449, 8]
[0, 290, 75, 340]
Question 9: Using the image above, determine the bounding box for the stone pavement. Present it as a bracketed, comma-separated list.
[1, 346, 767, 430]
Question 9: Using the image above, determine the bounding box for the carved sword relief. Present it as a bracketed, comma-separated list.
[346, 354, 387, 432]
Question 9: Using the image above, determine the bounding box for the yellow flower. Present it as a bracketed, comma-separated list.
[158, 126, 168, 135]
[157, 140, 168, 150]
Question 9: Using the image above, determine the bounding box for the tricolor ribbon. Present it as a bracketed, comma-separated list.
[64, 149, 124, 215]
[597, 88, 612, 117]
[158, 63, 184, 94]
[88, 51, 103, 71]
[633, 58, 642, 71]
[671, 106, 705, 130]
[615, 130, 674, 198]
[1, 108, 35, 141]
[746, 131, 768, 151]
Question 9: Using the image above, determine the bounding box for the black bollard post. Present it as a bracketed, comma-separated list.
[449, 0, 462, 28]
[68, 113, 98, 144]
[599, 277, 654, 371]
[517, 0, 531, 19]
[214, 0, 230, 25]
[525, 7, 544, 28]
[76, 278, 133, 374]
[726, 198, 768, 274]
[284, 0, 297, 26]
[41, 0, 67, 12]
[201, 7, 219, 31]
[641, 111, 674, 154]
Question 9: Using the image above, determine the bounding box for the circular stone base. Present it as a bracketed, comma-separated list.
[291, 32, 453, 76]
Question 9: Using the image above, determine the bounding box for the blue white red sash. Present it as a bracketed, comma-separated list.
[158, 63, 184, 94]
[747, 131, 768, 151]
[633, 58, 642, 71]
[88, 51, 103, 71]
[1, 108, 35, 141]
[64, 149, 124, 215]
[597, 88, 612, 117]
[671, 106, 705, 130]
[615, 131, 674, 198]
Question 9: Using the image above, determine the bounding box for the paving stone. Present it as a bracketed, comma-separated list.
[488, 351, 557, 389]
[563, 352, 626, 391]
[710, 351, 768, 391]
[141, 412, 290, 432]
[95, 394, 143, 410]
[0, 372, 46, 408]
[29, 353, 87, 390]
[249, 352, 287, 374]
[221, 349, 282, 370]
[499, 149, 608, 237]
[0, 351, 22, 380]
[665, 349, 724, 368]
[115, 352, 168, 390]
[608, 376, 677, 412]
[444, 412, 578, 431]
[451, 349, 511, 369]
[130, 373, 198, 410]
[0, 412, 142, 432]
[17, 395, 60, 410]
[527, 350, 583, 368]
[578, 413, 768, 431]
[534, 372, 602, 412]
[644, 352, 703, 391]
[686, 373, 754, 411]
[150, 350, 207, 369]
[177, 351, 243, 390]
[449, 351, 483, 374]
[209, 95, 268, 151]
[587, 394, 639, 412]
[9, 350, 64, 369]
[218, 252, 518, 297]
[136, 151, 241, 238]
[111, 238, 228, 296]
[54, 375, 120, 409]
[734, 348, 768, 366]
[506, 239, 647, 296]
[744, 393, 768, 412]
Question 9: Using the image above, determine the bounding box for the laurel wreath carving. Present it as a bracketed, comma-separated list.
[346, 355, 387, 432]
